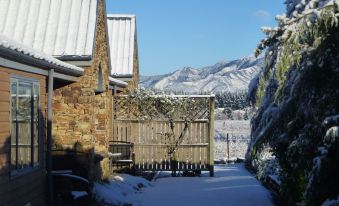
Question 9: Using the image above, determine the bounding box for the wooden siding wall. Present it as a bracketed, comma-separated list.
[0, 66, 46, 206]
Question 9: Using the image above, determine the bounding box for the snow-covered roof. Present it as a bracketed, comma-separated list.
[107, 14, 137, 77]
[0, 34, 84, 76]
[109, 76, 128, 88]
[0, 0, 98, 60]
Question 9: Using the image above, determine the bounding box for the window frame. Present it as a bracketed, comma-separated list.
[9, 75, 41, 177]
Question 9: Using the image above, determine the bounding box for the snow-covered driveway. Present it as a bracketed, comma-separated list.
[131, 164, 273, 206]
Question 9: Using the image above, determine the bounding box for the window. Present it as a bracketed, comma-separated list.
[10, 77, 40, 173]
[95, 63, 104, 94]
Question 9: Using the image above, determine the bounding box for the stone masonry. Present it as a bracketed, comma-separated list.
[52, 0, 112, 154]
[126, 37, 140, 90]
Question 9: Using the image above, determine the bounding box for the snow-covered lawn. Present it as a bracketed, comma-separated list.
[131, 164, 273, 206]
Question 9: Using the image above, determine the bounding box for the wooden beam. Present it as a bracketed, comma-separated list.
[209, 96, 215, 177]
[54, 72, 80, 82]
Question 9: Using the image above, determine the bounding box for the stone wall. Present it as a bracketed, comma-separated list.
[52, 0, 112, 156]
[126, 34, 140, 90]
[93, 0, 113, 154]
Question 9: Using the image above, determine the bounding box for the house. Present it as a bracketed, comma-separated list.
[0, 34, 83, 206]
[107, 14, 139, 90]
[0, 0, 140, 204]
[0, 0, 128, 154]
[0, 0, 131, 202]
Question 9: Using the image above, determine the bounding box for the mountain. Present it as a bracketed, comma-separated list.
[140, 56, 264, 94]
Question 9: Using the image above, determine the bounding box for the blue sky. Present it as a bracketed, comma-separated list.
[106, 1, 285, 75]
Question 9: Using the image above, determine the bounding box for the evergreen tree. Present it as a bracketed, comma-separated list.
[247, 1, 339, 205]
[223, 108, 233, 120]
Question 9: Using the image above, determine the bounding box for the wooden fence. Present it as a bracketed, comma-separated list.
[112, 95, 215, 176]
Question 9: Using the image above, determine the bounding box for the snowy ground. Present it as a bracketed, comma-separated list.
[215, 120, 251, 160]
[130, 164, 273, 206]
[93, 174, 152, 205]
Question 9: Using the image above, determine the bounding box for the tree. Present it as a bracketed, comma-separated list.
[223, 108, 233, 120]
[124, 89, 208, 176]
[215, 91, 249, 110]
[248, 1, 339, 204]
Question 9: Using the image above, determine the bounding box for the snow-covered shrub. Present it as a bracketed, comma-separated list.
[247, 0, 339, 205]
[322, 196, 339, 206]
[302, 122, 339, 205]
[92, 174, 151, 206]
[256, 153, 280, 181]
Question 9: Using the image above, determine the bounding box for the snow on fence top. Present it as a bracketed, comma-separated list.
[0, 0, 98, 59]
[113, 94, 214, 121]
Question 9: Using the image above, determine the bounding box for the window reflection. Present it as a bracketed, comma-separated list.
[10, 77, 40, 172]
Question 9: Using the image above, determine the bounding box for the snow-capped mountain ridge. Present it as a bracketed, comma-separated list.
[140, 56, 264, 94]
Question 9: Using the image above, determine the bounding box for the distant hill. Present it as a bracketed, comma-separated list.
[140, 56, 264, 94]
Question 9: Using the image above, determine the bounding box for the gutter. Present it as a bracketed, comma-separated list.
[111, 73, 133, 78]
[109, 76, 128, 88]
[56, 55, 92, 62]
[47, 69, 54, 206]
[107, 14, 136, 19]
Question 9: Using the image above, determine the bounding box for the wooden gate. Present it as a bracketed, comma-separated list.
[112, 95, 215, 176]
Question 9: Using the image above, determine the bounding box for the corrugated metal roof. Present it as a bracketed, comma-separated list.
[0, 34, 84, 75]
[0, 0, 98, 59]
[107, 14, 136, 77]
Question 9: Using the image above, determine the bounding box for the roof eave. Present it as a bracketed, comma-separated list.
[111, 74, 133, 78]
[56, 55, 93, 61]
[0, 46, 84, 77]
[107, 14, 136, 19]
[109, 76, 128, 88]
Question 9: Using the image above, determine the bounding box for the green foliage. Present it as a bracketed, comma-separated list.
[256, 75, 267, 107]
[248, 4, 339, 205]
[254, 6, 339, 106]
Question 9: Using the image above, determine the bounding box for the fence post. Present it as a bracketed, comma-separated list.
[227, 133, 230, 162]
[209, 96, 215, 177]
